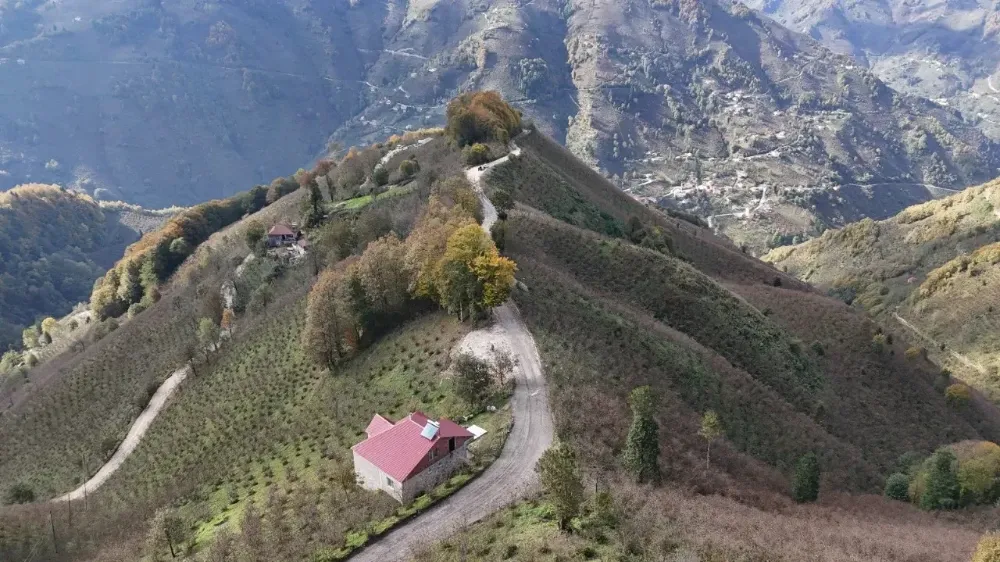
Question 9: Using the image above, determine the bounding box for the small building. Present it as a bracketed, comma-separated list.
[352, 411, 474, 504]
[267, 224, 297, 247]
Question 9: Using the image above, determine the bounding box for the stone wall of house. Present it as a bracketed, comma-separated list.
[353, 452, 404, 502]
[400, 444, 470, 504]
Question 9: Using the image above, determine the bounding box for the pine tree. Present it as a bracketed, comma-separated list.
[792, 452, 821, 503]
[920, 450, 959, 510]
[536, 442, 584, 530]
[622, 386, 660, 483]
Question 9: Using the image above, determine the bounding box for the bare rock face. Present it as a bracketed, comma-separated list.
[3, 0, 1000, 249]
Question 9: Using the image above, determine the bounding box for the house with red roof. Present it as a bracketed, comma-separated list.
[352, 411, 474, 504]
[267, 224, 297, 247]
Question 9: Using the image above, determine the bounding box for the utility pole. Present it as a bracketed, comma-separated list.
[49, 510, 58, 554]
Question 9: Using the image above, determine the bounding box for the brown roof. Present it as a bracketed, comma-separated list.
[268, 224, 295, 237]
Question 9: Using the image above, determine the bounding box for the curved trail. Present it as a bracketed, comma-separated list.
[53, 365, 191, 502]
[352, 144, 553, 561]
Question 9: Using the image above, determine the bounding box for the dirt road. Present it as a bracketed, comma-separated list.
[53, 365, 192, 502]
[351, 144, 553, 562]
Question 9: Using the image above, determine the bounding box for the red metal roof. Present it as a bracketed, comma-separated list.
[268, 224, 295, 237]
[365, 414, 394, 438]
[353, 412, 474, 482]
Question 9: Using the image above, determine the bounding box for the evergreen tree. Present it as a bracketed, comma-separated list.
[884, 473, 910, 502]
[622, 386, 660, 483]
[792, 452, 821, 503]
[920, 450, 959, 510]
[536, 442, 585, 530]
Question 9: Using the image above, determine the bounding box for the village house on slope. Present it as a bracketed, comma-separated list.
[352, 411, 474, 504]
[267, 224, 298, 247]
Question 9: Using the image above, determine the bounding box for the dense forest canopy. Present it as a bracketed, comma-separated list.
[0, 185, 110, 349]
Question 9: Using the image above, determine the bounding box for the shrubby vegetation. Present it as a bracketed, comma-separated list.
[302, 176, 516, 369]
[91, 180, 296, 320]
[445, 91, 522, 146]
[895, 441, 1000, 510]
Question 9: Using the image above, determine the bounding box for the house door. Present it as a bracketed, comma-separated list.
[449, 437, 455, 452]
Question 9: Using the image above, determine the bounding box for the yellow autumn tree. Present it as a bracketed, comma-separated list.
[434, 224, 515, 319]
[472, 252, 516, 307]
[405, 196, 477, 298]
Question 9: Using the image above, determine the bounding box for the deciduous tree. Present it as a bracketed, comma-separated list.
[973, 532, 1000, 562]
[245, 221, 266, 250]
[453, 352, 492, 407]
[197, 317, 220, 352]
[355, 233, 409, 317]
[303, 268, 352, 369]
[698, 410, 724, 470]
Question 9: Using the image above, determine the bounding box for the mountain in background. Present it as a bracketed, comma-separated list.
[2, 0, 1000, 251]
[766, 177, 1000, 402]
[746, 0, 1000, 139]
[3, 106, 999, 560]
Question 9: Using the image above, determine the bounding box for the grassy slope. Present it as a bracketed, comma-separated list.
[0, 192, 304, 500]
[464, 133, 1000, 560]
[765, 178, 1000, 394]
[0, 135, 511, 562]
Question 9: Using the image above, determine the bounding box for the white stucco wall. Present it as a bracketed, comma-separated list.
[353, 451, 403, 502]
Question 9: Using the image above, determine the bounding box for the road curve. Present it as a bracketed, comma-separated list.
[351, 147, 553, 562]
[53, 365, 192, 502]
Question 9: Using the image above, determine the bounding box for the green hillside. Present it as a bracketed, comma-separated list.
[0, 185, 172, 351]
[765, 178, 1000, 400]
[3, 99, 1000, 561]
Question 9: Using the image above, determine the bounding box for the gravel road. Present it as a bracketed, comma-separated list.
[351, 144, 552, 561]
[53, 365, 191, 502]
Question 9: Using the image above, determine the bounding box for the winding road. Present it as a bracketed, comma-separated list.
[54, 365, 192, 502]
[351, 144, 553, 561]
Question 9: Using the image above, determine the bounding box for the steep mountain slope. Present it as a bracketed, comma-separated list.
[2, 103, 999, 561]
[766, 177, 1000, 400]
[0, 184, 170, 350]
[3, 0, 999, 249]
[746, 0, 1000, 139]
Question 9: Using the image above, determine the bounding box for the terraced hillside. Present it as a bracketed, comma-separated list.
[3, 103, 1000, 562]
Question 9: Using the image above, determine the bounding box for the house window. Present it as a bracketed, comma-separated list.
[430, 448, 437, 460]
[449, 437, 456, 452]
[385, 475, 394, 487]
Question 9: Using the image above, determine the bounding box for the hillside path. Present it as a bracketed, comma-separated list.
[53, 365, 191, 502]
[351, 144, 553, 561]
[891, 312, 987, 375]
